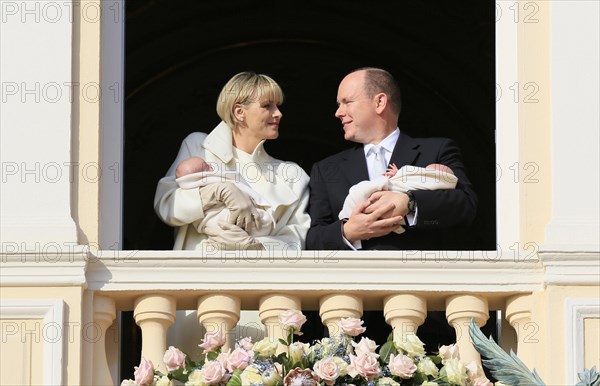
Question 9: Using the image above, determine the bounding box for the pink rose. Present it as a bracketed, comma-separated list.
[347, 353, 381, 381]
[388, 353, 417, 379]
[472, 377, 493, 386]
[337, 317, 366, 337]
[283, 367, 319, 386]
[163, 346, 186, 372]
[227, 347, 254, 371]
[351, 337, 379, 357]
[465, 361, 493, 386]
[134, 358, 154, 386]
[278, 309, 307, 335]
[313, 357, 340, 385]
[201, 360, 227, 385]
[237, 337, 254, 350]
[439, 344, 460, 364]
[199, 331, 226, 353]
[216, 349, 230, 370]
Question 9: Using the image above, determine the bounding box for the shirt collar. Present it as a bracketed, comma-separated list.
[363, 128, 400, 156]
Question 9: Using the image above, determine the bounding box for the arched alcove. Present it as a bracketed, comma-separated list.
[124, 0, 496, 250]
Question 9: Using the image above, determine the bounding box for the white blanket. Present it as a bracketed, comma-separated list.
[338, 166, 458, 234]
[176, 171, 276, 236]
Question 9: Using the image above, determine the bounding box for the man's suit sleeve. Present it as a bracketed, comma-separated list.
[305, 162, 350, 250]
[410, 138, 478, 228]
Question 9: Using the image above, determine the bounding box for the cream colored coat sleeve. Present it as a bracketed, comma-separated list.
[154, 132, 208, 227]
[253, 166, 311, 251]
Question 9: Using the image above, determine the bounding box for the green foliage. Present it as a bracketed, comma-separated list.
[378, 340, 398, 363]
[468, 319, 546, 386]
[576, 366, 600, 386]
[225, 369, 243, 386]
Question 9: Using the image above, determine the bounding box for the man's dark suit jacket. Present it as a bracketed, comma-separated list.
[306, 132, 478, 250]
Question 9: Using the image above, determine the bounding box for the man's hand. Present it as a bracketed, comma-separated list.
[199, 182, 261, 231]
[342, 201, 404, 243]
[364, 191, 410, 219]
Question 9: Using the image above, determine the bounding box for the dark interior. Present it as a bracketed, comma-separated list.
[124, 0, 496, 252]
[121, 0, 496, 379]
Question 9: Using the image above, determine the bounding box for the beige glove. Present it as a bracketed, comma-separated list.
[199, 182, 261, 231]
[204, 222, 264, 250]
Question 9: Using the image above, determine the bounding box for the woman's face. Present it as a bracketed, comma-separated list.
[240, 99, 282, 142]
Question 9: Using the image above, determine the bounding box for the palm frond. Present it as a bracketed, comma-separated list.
[468, 319, 546, 386]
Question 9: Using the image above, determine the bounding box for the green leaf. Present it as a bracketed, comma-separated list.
[576, 365, 600, 386]
[387, 331, 394, 342]
[429, 355, 442, 365]
[468, 319, 546, 385]
[206, 351, 218, 361]
[378, 340, 398, 363]
[278, 338, 288, 346]
[226, 369, 243, 386]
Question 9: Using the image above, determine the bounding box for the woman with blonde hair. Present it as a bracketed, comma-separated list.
[154, 72, 310, 251]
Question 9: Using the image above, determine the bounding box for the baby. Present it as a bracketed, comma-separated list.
[175, 156, 276, 244]
[338, 163, 458, 234]
[175, 156, 213, 178]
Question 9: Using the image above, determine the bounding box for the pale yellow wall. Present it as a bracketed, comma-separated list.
[0, 319, 44, 385]
[518, 0, 553, 245]
[533, 285, 600, 382]
[73, 0, 102, 246]
[1, 287, 84, 386]
[584, 317, 600, 369]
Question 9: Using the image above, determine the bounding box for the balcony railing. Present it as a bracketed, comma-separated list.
[83, 250, 546, 385]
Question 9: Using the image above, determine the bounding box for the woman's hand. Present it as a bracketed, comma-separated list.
[204, 222, 264, 250]
[199, 182, 261, 231]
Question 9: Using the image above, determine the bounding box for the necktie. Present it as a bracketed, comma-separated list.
[370, 144, 388, 179]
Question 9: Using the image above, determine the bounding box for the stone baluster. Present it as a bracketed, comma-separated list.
[506, 294, 535, 368]
[320, 294, 363, 337]
[197, 294, 240, 352]
[92, 295, 116, 386]
[259, 294, 301, 353]
[384, 294, 427, 345]
[134, 294, 176, 372]
[445, 294, 489, 365]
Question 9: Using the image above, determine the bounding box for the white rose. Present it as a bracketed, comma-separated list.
[240, 364, 262, 386]
[332, 357, 348, 376]
[395, 334, 426, 358]
[289, 341, 310, 363]
[156, 375, 173, 386]
[441, 358, 467, 386]
[185, 370, 206, 386]
[417, 357, 439, 377]
[422, 382, 439, 386]
[261, 364, 282, 386]
[252, 337, 277, 358]
[377, 377, 400, 386]
[120, 380, 136, 386]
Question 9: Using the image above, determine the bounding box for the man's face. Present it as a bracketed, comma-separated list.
[335, 71, 378, 144]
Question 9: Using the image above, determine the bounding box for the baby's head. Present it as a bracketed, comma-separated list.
[176, 157, 212, 178]
[426, 163, 454, 175]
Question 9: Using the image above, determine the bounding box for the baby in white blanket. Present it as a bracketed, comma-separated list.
[338, 163, 458, 234]
[175, 157, 276, 238]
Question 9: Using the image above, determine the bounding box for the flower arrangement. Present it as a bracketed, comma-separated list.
[122, 310, 497, 386]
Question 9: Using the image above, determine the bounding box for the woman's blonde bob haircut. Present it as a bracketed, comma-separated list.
[216, 72, 284, 128]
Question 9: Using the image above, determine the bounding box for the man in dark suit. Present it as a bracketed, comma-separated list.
[304, 67, 478, 347]
[306, 67, 477, 251]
